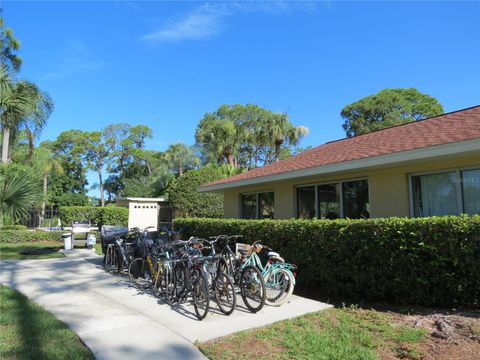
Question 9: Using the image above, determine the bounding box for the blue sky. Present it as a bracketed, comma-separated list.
[3, 1, 480, 192]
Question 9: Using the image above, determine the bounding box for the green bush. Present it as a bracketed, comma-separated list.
[0, 230, 64, 243]
[174, 216, 480, 308]
[58, 206, 128, 228]
[167, 166, 224, 218]
[0, 225, 27, 230]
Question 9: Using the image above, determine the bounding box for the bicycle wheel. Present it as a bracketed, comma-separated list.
[156, 262, 175, 301]
[240, 265, 266, 313]
[222, 251, 237, 282]
[192, 270, 210, 321]
[174, 262, 188, 299]
[264, 268, 294, 306]
[214, 271, 237, 315]
[128, 257, 154, 289]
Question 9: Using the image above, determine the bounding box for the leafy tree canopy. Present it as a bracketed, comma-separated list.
[341, 88, 444, 137]
[195, 104, 308, 168]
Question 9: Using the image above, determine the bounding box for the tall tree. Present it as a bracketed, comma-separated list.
[263, 113, 309, 162]
[341, 88, 444, 137]
[0, 17, 22, 71]
[83, 131, 113, 207]
[0, 65, 53, 163]
[165, 143, 199, 176]
[32, 144, 64, 224]
[195, 104, 308, 167]
[195, 115, 239, 166]
[51, 130, 89, 198]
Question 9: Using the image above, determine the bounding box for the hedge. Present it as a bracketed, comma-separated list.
[174, 216, 480, 308]
[0, 230, 64, 243]
[58, 206, 128, 228]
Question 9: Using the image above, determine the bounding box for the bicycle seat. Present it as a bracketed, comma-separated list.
[267, 251, 280, 258]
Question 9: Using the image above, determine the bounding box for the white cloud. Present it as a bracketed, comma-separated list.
[142, 4, 228, 43]
[141, 2, 318, 43]
[42, 40, 106, 80]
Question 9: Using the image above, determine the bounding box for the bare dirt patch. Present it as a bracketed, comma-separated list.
[400, 312, 480, 360]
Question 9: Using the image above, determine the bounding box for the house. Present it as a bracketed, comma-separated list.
[199, 106, 480, 219]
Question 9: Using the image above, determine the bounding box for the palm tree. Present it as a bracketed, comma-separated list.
[1, 17, 22, 72]
[0, 165, 43, 226]
[32, 146, 63, 225]
[0, 65, 53, 163]
[264, 113, 309, 162]
[165, 143, 199, 176]
[195, 116, 239, 166]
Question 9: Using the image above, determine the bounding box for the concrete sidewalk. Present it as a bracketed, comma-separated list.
[0, 252, 331, 359]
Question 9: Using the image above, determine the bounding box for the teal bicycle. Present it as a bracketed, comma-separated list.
[241, 240, 297, 306]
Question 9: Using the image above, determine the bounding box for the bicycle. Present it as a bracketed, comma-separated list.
[243, 241, 297, 306]
[213, 235, 266, 313]
[168, 239, 211, 320]
[194, 237, 237, 316]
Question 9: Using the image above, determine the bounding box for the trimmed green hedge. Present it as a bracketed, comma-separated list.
[174, 216, 480, 308]
[0, 230, 64, 243]
[58, 206, 128, 228]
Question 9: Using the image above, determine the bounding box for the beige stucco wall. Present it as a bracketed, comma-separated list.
[223, 154, 480, 219]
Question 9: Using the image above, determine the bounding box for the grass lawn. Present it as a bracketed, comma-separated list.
[0, 242, 64, 260]
[198, 306, 427, 360]
[0, 241, 104, 261]
[0, 285, 94, 360]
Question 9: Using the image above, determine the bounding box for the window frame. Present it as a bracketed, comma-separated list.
[408, 166, 480, 217]
[240, 190, 275, 219]
[295, 177, 369, 219]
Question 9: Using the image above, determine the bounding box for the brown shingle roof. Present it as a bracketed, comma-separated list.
[204, 106, 480, 188]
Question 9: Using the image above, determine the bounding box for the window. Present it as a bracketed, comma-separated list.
[411, 168, 480, 217]
[343, 180, 370, 219]
[258, 192, 275, 219]
[241, 192, 275, 219]
[318, 184, 341, 219]
[297, 186, 315, 219]
[241, 194, 257, 219]
[296, 179, 369, 219]
[462, 169, 480, 215]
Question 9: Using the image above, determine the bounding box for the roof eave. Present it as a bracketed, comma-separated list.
[198, 138, 480, 192]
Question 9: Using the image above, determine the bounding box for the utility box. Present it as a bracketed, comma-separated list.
[116, 197, 171, 230]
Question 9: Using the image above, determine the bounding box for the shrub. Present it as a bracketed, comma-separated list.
[59, 206, 128, 228]
[174, 216, 480, 308]
[0, 230, 64, 243]
[1, 225, 27, 230]
[168, 166, 224, 218]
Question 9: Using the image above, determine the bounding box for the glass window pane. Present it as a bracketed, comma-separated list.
[462, 169, 480, 215]
[297, 186, 316, 219]
[241, 194, 257, 219]
[343, 180, 370, 219]
[318, 184, 340, 219]
[258, 192, 275, 219]
[412, 172, 458, 217]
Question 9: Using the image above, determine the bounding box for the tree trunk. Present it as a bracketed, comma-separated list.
[26, 127, 35, 162]
[226, 153, 234, 166]
[275, 140, 283, 162]
[98, 168, 105, 207]
[178, 160, 183, 177]
[39, 173, 48, 226]
[2, 127, 10, 163]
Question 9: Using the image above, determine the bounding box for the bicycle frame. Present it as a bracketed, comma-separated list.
[243, 252, 296, 286]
